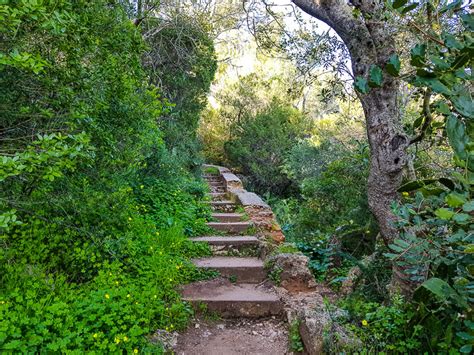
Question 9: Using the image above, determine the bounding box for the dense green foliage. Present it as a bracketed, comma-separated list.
[1, 0, 215, 352]
[143, 13, 217, 169]
[225, 99, 310, 195]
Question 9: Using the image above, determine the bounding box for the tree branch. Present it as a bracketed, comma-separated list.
[410, 89, 433, 145]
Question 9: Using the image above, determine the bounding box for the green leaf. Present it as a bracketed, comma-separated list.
[453, 213, 470, 224]
[461, 13, 474, 31]
[418, 277, 468, 308]
[386, 54, 401, 76]
[463, 244, 474, 254]
[451, 84, 474, 119]
[392, 0, 409, 9]
[354, 76, 369, 94]
[398, 179, 437, 192]
[463, 201, 474, 212]
[434, 208, 454, 220]
[457, 332, 474, 341]
[369, 65, 383, 87]
[430, 56, 450, 70]
[410, 44, 426, 67]
[442, 33, 463, 50]
[451, 49, 471, 70]
[445, 192, 467, 207]
[460, 345, 472, 354]
[446, 115, 469, 161]
[413, 77, 451, 95]
[401, 3, 419, 14]
[413, 115, 423, 129]
[434, 101, 451, 115]
[439, 0, 462, 14]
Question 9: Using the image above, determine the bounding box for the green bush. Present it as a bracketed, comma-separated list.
[224, 99, 311, 196]
[341, 295, 423, 353]
[0, 0, 216, 352]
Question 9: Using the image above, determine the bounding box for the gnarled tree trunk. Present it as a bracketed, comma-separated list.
[292, 0, 411, 293]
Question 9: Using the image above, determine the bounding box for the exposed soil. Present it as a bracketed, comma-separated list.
[174, 317, 291, 355]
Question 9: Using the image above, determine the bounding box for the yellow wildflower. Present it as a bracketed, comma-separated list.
[115, 281, 119, 286]
[140, 185, 144, 189]
[133, 350, 139, 354]
[93, 333, 99, 339]
[402, 192, 409, 197]
[127, 294, 131, 298]
[114, 336, 121, 344]
[105, 294, 110, 299]
[128, 217, 132, 221]
[123, 336, 129, 342]
[362, 319, 368, 326]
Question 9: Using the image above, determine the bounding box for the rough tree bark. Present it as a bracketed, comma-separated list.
[291, 0, 411, 293]
[292, 0, 408, 244]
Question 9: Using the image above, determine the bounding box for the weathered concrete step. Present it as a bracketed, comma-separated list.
[206, 200, 237, 212]
[209, 181, 225, 187]
[205, 176, 222, 182]
[212, 212, 244, 222]
[181, 280, 283, 318]
[192, 257, 266, 283]
[209, 192, 227, 201]
[207, 221, 252, 233]
[190, 236, 258, 247]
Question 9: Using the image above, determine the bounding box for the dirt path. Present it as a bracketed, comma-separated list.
[175, 318, 290, 355]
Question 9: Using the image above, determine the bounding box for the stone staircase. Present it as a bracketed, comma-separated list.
[181, 170, 283, 318]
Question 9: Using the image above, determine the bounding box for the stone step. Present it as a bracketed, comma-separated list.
[212, 212, 244, 222]
[207, 200, 237, 212]
[205, 176, 222, 182]
[190, 235, 258, 247]
[192, 257, 265, 283]
[209, 181, 225, 187]
[210, 186, 225, 193]
[181, 279, 283, 318]
[209, 193, 227, 201]
[207, 221, 252, 233]
[190, 236, 259, 255]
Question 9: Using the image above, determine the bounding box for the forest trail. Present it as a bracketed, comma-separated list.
[175, 167, 292, 354]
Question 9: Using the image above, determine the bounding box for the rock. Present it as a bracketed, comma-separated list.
[267, 253, 317, 293]
[195, 323, 200, 329]
[150, 330, 178, 350]
[340, 253, 376, 296]
[217, 324, 225, 330]
[340, 265, 362, 296]
[298, 305, 360, 354]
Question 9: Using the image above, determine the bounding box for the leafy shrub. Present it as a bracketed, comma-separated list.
[386, 174, 473, 352]
[341, 295, 423, 353]
[224, 99, 311, 196]
[0, 0, 216, 352]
